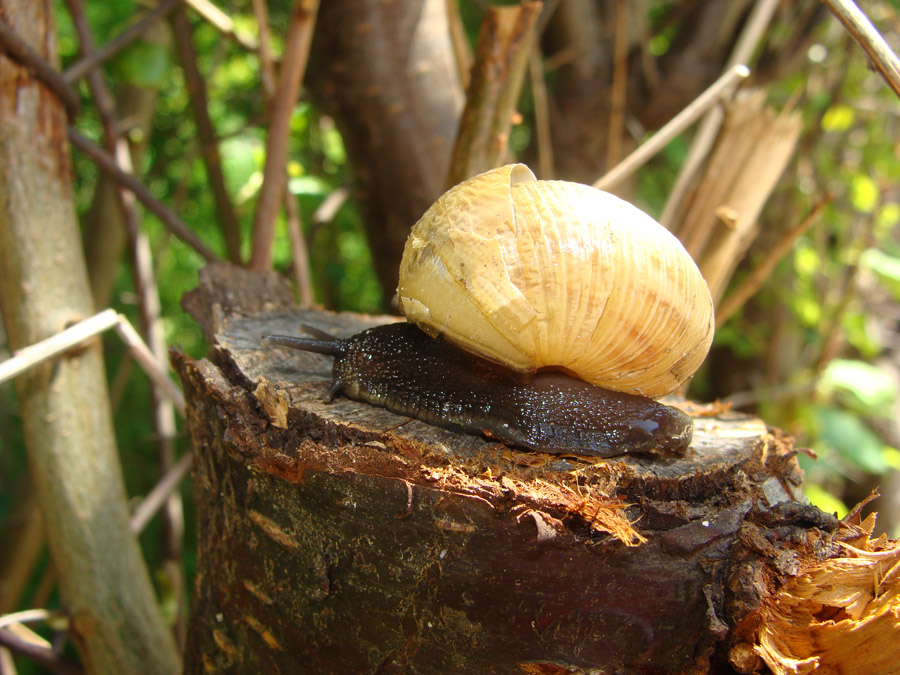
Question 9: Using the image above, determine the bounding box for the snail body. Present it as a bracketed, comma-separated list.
[398, 164, 714, 398]
[264, 164, 714, 458]
[263, 323, 692, 458]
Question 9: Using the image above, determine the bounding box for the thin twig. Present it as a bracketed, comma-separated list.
[251, 0, 315, 302]
[249, 0, 321, 270]
[184, 0, 259, 51]
[592, 64, 750, 191]
[251, 0, 276, 99]
[661, 0, 782, 226]
[63, 0, 181, 84]
[131, 453, 193, 534]
[823, 0, 900, 100]
[606, 0, 629, 168]
[285, 192, 315, 306]
[113, 319, 186, 415]
[67, 128, 219, 263]
[312, 187, 349, 225]
[63, 0, 115, 140]
[716, 194, 831, 327]
[171, 6, 243, 263]
[528, 47, 554, 178]
[0, 310, 120, 384]
[0, 17, 80, 118]
[446, 0, 474, 91]
[0, 629, 79, 675]
[0, 610, 59, 631]
[444, 2, 543, 188]
[0, 310, 185, 415]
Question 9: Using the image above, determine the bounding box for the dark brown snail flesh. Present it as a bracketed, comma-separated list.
[262, 323, 692, 459]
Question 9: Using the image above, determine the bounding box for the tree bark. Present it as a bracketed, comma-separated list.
[0, 2, 180, 673]
[176, 264, 849, 673]
[307, 0, 463, 305]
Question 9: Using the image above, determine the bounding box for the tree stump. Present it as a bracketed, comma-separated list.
[175, 264, 873, 674]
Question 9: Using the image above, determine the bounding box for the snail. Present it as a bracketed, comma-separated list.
[264, 164, 714, 458]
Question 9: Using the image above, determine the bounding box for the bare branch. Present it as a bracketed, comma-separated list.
[716, 195, 831, 327]
[114, 319, 186, 415]
[445, 2, 543, 188]
[63, 0, 181, 84]
[661, 0, 782, 226]
[593, 64, 750, 191]
[184, 0, 259, 51]
[131, 453, 193, 534]
[249, 0, 321, 270]
[528, 48, 553, 178]
[171, 6, 244, 263]
[606, 0, 629, 168]
[0, 309, 120, 384]
[0, 17, 79, 118]
[0, 309, 185, 415]
[0, 627, 79, 675]
[67, 127, 220, 263]
[823, 0, 900, 100]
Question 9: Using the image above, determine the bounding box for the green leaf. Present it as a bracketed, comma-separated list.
[818, 359, 897, 418]
[849, 173, 879, 214]
[288, 175, 331, 197]
[876, 202, 900, 237]
[861, 248, 900, 301]
[815, 407, 888, 474]
[821, 104, 855, 133]
[111, 41, 170, 89]
[802, 484, 848, 518]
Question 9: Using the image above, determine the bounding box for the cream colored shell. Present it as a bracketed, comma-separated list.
[397, 164, 714, 398]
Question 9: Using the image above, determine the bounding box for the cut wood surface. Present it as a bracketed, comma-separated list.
[176, 264, 865, 674]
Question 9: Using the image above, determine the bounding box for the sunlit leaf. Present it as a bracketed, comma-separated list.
[802, 483, 848, 518]
[818, 359, 897, 418]
[288, 175, 331, 196]
[815, 407, 888, 474]
[793, 243, 819, 277]
[842, 311, 882, 358]
[849, 173, 879, 213]
[883, 446, 900, 470]
[861, 248, 900, 300]
[821, 104, 855, 132]
[112, 41, 170, 89]
[876, 202, 900, 236]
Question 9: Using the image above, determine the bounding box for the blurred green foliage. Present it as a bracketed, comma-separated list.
[3, 7, 900, 664]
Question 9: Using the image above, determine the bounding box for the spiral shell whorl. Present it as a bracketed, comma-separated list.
[397, 164, 714, 398]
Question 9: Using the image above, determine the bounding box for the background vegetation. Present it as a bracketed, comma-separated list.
[1, 0, 899, 671]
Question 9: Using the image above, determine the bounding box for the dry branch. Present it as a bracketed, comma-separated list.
[172, 5, 244, 264]
[68, 127, 219, 262]
[249, 0, 320, 270]
[593, 64, 750, 191]
[184, 0, 259, 51]
[823, 0, 900, 100]
[661, 0, 783, 226]
[62, 0, 180, 84]
[716, 195, 831, 327]
[673, 91, 802, 302]
[0, 16, 80, 117]
[445, 2, 542, 188]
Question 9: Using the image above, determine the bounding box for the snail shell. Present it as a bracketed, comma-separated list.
[397, 164, 714, 398]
